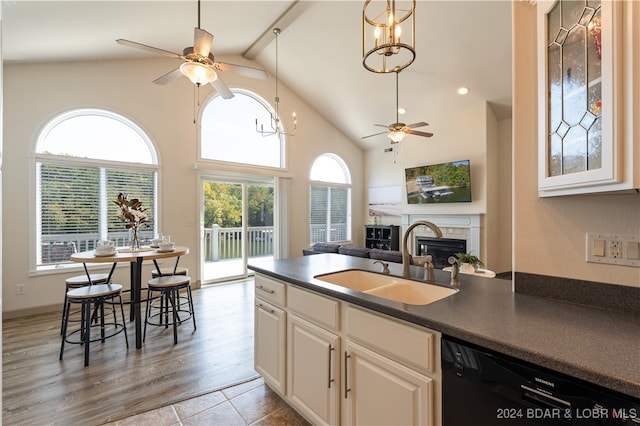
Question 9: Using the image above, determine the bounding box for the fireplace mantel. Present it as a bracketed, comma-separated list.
[401, 213, 482, 258]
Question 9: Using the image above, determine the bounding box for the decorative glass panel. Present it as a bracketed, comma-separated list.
[546, 0, 602, 177]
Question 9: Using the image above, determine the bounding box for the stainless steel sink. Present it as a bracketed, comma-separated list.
[314, 269, 457, 305]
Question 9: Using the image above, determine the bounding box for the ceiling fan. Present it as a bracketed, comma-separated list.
[362, 71, 433, 143]
[116, 0, 267, 99]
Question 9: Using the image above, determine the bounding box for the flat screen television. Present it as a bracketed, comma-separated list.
[405, 159, 471, 204]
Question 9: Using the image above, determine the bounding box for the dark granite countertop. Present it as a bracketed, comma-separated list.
[248, 254, 640, 400]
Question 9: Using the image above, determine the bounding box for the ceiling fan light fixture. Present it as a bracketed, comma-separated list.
[389, 130, 406, 143]
[180, 61, 217, 86]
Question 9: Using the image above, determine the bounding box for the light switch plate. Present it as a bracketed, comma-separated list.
[586, 233, 640, 267]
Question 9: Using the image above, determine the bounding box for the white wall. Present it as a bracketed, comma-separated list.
[513, 2, 640, 288]
[2, 56, 363, 315]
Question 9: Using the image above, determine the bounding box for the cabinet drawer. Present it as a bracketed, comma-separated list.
[346, 306, 437, 374]
[255, 274, 286, 307]
[287, 285, 339, 331]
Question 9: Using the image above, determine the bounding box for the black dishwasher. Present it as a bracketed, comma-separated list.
[442, 336, 640, 425]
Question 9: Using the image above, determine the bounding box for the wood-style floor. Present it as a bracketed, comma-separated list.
[2, 279, 259, 425]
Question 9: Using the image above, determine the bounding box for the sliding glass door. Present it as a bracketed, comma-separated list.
[201, 178, 274, 283]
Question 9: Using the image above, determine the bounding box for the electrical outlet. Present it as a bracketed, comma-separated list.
[586, 233, 640, 267]
[16, 283, 26, 295]
[608, 240, 622, 258]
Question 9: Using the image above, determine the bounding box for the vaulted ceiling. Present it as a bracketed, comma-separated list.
[2, 0, 512, 150]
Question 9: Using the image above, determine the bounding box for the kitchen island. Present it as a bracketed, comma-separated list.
[248, 253, 640, 400]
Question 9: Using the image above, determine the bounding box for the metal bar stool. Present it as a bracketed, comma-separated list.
[151, 257, 187, 278]
[144, 275, 196, 344]
[151, 258, 188, 312]
[151, 266, 188, 278]
[60, 272, 111, 335]
[60, 283, 129, 366]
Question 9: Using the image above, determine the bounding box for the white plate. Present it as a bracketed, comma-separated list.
[156, 248, 176, 253]
[94, 251, 117, 257]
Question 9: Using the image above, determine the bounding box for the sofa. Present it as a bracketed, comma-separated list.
[302, 242, 404, 264]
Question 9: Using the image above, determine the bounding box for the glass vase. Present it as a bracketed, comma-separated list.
[130, 226, 141, 252]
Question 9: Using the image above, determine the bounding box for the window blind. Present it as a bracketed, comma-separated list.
[37, 162, 156, 266]
[309, 185, 350, 244]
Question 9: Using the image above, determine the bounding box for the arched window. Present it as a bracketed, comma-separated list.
[309, 154, 352, 244]
[34, 109, 158, 269]
[200, 90, 286, 168]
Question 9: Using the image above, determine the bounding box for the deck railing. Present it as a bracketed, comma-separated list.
[40, 231, 154, 264]
[203, 225, 274, 261]
[309, 223, 348, 244]
[40, 222, 347, 264]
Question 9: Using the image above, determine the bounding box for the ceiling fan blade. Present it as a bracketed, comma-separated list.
[153, 68, 183, 85]
[116, 39, 182, 59]
[362, 131, 389, 139]
[406, 129, 434, 138]
[215, 62, 268, 80]
[193, 28, 214, 57]
[210, 76, 234, 99]
[406, 122, 429, 129]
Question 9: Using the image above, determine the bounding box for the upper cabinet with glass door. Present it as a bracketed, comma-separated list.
[537, 0, 639, 196]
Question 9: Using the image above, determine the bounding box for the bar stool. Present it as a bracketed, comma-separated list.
[151, 255, 187, 278]
[151, 266, 188, 278]
[59, 283, 128, 366]
[60, 273, 110, 335]
[151, 264, 188, 313]
[144, 275, 196, 344]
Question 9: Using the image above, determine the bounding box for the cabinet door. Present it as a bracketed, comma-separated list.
[344, 341, 434, 426]
[537, 0, 623, 195]
[287, 314, 340, 425]
[254, 298, 286, 395]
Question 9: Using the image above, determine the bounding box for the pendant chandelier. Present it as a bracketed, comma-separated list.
[256, 28, 297, 138]
[362, 0, 416, 74]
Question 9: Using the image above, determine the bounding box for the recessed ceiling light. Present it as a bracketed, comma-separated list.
[457, 87, 470, 95]
[398, 107, 406, 114]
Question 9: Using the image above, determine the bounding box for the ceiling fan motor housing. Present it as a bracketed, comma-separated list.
[182, 47, 215, 65]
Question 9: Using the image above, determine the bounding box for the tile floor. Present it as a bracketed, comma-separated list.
[104, 377, 310, 426]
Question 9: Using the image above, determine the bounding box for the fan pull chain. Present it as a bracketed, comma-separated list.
[193, 84, 198, 124]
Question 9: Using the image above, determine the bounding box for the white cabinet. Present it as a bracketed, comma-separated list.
[286, 284, 341, 424]
[254, 275, 287, 395]
[254, 299, 286, 395]
[253, 273, 442, 425]
[287, 314, 340, 425]
[344, 341, 434, 426]
[344, 305, 440, 426]
[537, 0, 639, 196]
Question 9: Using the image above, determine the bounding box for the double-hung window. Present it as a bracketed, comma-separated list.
[309, 154, 352, 244]
[34, 109, 158, 270]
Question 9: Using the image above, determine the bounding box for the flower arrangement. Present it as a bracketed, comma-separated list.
[114, 193, 149, 250]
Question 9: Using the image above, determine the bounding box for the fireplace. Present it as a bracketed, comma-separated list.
[415, 237, 467, 269]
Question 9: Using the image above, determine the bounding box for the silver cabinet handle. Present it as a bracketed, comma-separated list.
[256, 285, 275, 294]
[344, 351, 351, 398]
[256, 303, 274, 314]
[328, 344, 335, 388]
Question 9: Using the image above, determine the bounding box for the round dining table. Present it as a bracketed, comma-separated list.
[70, 246, 190, 349]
